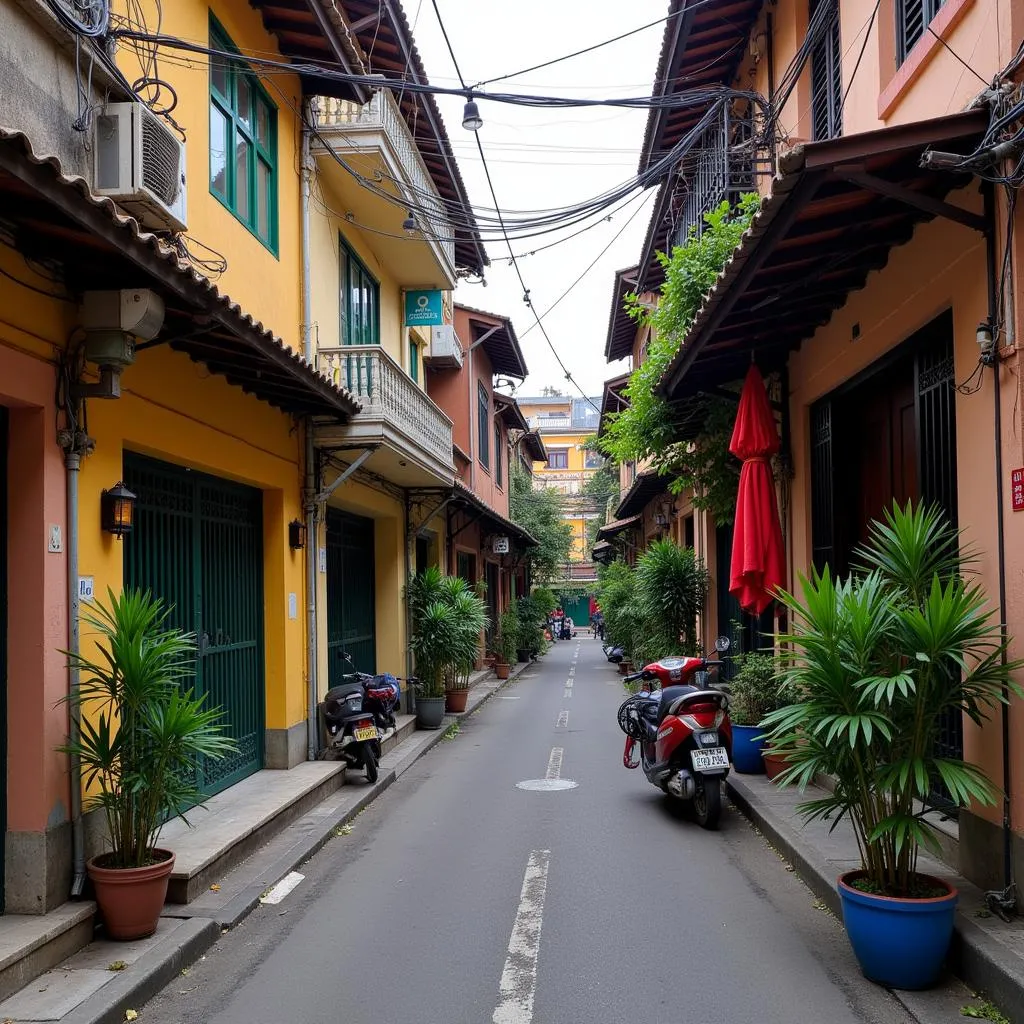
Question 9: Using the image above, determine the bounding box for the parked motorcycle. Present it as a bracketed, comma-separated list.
[319, 657, 404, 783]
[616, 639, 732, 829]
[603, 643, 625, 663]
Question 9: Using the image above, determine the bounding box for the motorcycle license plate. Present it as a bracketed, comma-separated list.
[354, 726, 378, 742]
[691, 747, 729, 771]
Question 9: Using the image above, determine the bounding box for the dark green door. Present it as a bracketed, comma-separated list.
[326, 508, 376, 683]
[715, 523, 774, 682]
[123, 454, 265, 797]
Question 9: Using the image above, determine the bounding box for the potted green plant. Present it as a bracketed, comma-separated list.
[763, 502, 1021, 990]
[725, 652, 779, 774]
[516, 596, 544, 662]
[494, 606, 520, 680]
[61, 588, 236, 940]
[408, 569, 489, 726]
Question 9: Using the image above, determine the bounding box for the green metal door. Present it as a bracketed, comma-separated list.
[123, 454, 265, 797]
[326, 508, 376, 683]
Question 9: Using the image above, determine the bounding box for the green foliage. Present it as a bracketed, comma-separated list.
[516, 595, 546, 654]
[531, 587, 557, 616]
[407, 568, 490, 697]
[509, 465, 574, 584]
[60, 588, 237, 868]
[727, 653, 783, 727]
[763, 502, 1022, 897]
[597, 561, 641, 661]
[583, 456, 621, 548]
[495, 606, 521, 666]
[631, 539, 709, 666]
[599, 195, 758, 524]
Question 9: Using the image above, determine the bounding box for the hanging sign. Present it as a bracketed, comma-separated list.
[1012, 468, 1024, 511]
[404, 290, 443, 327]
[492, 536, 510, 554]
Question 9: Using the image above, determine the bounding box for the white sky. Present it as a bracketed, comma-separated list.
[405, 0, 668, 398]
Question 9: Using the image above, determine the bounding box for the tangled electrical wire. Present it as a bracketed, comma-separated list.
[45, 0, 108, 37]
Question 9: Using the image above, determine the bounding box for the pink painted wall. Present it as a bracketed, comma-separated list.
[0, 344, 69, 834]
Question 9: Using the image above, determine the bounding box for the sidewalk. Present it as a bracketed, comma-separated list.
[0, 660, 533, 1024]
[728, 772, 1024, 1024]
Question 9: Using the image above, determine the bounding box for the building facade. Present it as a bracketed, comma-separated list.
[601, 0, 1024, 892]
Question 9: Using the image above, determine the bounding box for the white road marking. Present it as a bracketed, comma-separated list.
[546, 747, 564, 780]
[260, 871, 304, 905]
[564, 687, 573, 699]
[492, 850, 551, 1024]
[565, 678, 573, 688]
[516, 778, 577, 791]
[556, 710, 568, 728]
[569, 666, 575, 675]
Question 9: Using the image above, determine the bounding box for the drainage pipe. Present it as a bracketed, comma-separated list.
[984, 181, 1014, 897]
[65, 449, 86, 897]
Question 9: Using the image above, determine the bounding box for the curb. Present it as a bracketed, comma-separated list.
[726, 776, 1024, 1024]
[59, 660, 532, 1024]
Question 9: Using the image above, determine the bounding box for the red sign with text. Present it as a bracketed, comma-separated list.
[1013, 468, 1024, 512]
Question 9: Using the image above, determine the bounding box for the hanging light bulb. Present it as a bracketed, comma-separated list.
[462, 97, 483, 131]
[402, 210, 417, 236]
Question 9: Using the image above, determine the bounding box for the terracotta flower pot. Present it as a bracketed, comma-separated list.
[445, 688, 470, 713]
[88, 849, 175, 940]
[763, 747, 789, 782]
[495, 662, 510, 680]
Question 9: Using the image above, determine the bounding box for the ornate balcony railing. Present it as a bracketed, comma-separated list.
[674, 104, 757, 246]
[318, 345, 453, 471]
[317, 89, 455, 272]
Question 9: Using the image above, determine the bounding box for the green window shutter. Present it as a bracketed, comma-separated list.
[477, 382, 489, 469]
[209, 16, 278, 253]
[409, 339, 419, 382]
[338, 234, 380, 346]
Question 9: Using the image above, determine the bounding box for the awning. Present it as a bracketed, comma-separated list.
[0, 129, 359, 420]
[592, 539, 615, 564]
[457, 305, 528, 378]
[598, 373, 630, 439]
[659, 109, 989, 401]
[451, 481, 538, 549]
[520, 430, 547, 464]
[597, 514, 643, 540]
[494, 393, 529, 432]
[616, 468, 669, 519]
[605, 266, 639, 362]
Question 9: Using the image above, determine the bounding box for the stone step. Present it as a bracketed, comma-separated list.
[0, 902, 95, 1003]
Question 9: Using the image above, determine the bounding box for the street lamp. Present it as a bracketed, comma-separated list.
[462, 98, 483, 131]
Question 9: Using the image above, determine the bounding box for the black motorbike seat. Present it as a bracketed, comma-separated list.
[658, 684, 699, 724]
[325, 683, 363, 703]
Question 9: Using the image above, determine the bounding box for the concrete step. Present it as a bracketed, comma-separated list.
[0, 902, 95, 1003]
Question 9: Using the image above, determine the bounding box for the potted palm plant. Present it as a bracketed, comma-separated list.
[763, 502, 1021, 990]
[408, 569, 489, 726]
[725, 652, 779, 774]
[494, 606, 520, 680]
[61, 589, 236, 940]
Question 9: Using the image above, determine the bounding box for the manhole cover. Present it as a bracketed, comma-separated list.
[516, 779, 579, 791]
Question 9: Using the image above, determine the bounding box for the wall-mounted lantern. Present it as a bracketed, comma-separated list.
[288, 519, 307, 550]
[101, 482, 137, 538]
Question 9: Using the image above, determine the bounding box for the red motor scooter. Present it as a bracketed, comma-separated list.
[617, 641, 732, 829]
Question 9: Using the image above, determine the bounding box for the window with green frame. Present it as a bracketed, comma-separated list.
[478, 381, 490, 470]
[209, 17, 277, 252]
[494, 422, 503, 488]
[409, 338, 419, 382]
[339, 235, 380, 345]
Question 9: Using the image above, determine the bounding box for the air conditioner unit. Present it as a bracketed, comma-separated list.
[425, 324, 463, 368]
[94, 102, 187, 233]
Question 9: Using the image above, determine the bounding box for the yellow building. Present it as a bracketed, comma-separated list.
[515, 394, 602, 573]
[0, 0, 482, 922]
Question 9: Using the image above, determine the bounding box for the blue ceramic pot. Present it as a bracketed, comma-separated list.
[838, 871, 957, 990]
[730, 724, 766, 774]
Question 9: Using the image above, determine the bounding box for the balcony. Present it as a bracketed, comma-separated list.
[528, 414, 572, 430]
[315, 345, 455, 487]
[314, 89, 456, 288]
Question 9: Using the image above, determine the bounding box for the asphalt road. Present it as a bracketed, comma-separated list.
[139, 636, 919, 1024]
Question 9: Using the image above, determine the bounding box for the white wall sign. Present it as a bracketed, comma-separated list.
[48, 524, 63, 553]
[288, 592, 298, 620]
[318, 547, 327, 573]
[78, 576, 95, 601]
[492, 536, 510, 555]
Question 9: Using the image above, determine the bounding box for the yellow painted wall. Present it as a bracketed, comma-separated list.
[113, 0, 304, 350]
[315, 477, 409, 694]
[80, 343, 308, 733]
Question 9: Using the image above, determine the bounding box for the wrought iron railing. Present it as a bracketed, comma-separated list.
[673, 105, 758, 245]
[317, 89, 455, 272]
[318, 345, 454, 469]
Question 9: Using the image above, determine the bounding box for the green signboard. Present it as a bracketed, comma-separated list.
[404, 290, 444, 327]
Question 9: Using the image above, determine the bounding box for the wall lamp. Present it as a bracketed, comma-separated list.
[101, 482, 136, 538]
[288, 519, 307, 550]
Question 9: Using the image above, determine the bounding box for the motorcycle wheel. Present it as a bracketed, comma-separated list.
[363, 744, 379, 784]
[693, 777, 722, 830]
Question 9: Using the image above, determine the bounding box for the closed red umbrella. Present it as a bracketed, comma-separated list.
[728, 364, 786, 615]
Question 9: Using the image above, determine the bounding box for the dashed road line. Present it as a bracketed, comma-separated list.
[563, 687, 573, 699]
[545, 747, 564, 780]
[492, 850, 551, 1024]
[260, 871, 304, 905]
[556, 710, 568, 728]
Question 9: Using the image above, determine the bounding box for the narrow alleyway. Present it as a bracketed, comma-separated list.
[138, 639, 919, 1024]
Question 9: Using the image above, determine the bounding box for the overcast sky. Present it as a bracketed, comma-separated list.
[405, 0, 668, 398]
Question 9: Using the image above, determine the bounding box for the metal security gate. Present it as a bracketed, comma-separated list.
[326, 508, 376, 683]
[715, 523, 774, 682]
[123, 454, 265, 797]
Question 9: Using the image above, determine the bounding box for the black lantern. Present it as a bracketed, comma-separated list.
[288, 519, 307, 550]
[101, 482, 136, 538]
